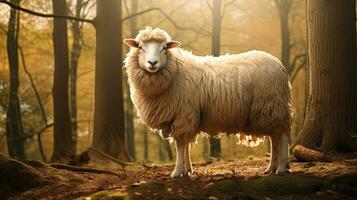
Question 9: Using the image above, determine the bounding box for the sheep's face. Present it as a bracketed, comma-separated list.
[124, 39, 180, 73]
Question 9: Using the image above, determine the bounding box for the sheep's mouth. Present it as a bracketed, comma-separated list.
[146, 67, 160, 73]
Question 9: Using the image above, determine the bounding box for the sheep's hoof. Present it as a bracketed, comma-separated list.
[171, 170, 185, 178]
[264, 166, 277, 174]
[275, 168, 290, 175]
[185, 169, 193, 176]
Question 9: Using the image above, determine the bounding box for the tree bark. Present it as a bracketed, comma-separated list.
[93, 0, 131, 161]
[163, 139, 173, 161]
[51, 0, 74, 161]
[294, 0, 357, 152]
[124, 0, 138, 160]
[274, 0, 293, 73]
[209, 0, 222, 157]
[69, 0, 83, 154]
[143, 129, 148, 160]
[292, 145, 329, 162]
[5, 0, 26, 160]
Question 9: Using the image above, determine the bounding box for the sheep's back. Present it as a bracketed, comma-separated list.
[179, 50, 292, 135]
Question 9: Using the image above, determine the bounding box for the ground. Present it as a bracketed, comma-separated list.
[1, 156, 357, 200]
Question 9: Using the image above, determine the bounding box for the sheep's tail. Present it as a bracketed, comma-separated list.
[236, 133, 265, 147]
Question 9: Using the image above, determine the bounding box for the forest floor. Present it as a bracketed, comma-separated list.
[1, 154, 357, 200]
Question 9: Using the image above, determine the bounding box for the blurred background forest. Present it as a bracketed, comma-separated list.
[0, 0, 333, 163]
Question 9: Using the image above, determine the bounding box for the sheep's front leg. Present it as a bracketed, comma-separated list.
[184, 143, 193, 175]
[171, 140, 185, 178]
[264, 134, 279, 174]
[276, 133, 289, 174]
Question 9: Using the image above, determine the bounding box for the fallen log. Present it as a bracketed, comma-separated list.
[292, 145, 330, 162]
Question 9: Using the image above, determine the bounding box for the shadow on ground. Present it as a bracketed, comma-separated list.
[2, 157, 357, 200]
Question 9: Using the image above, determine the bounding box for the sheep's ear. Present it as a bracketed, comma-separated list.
[166, 41, 181, 49]
[123, 38, 139, 48]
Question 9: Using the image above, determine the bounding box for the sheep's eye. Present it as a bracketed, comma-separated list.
[161, 46, 166, 52]
[139, 46, 145, 52]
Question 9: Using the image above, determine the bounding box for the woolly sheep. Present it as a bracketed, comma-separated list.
[123, 27, 293, 178]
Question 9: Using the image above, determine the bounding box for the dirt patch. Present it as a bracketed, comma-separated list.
[2, 157, 357, 200]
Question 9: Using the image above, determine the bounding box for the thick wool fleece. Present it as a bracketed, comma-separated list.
[124, 47, 293, 145]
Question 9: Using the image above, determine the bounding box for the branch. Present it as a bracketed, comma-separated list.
[290, 54, 307, 82]
[0, 0, 94, 24]
[205, 0, 213, 13]
[23, 123, 54, 140]
[123, 0, 130, 16]
[19, 45, 50, 161]
[155, 0, 190, 27]
[19, 46, 48, 125]
[49, 163, 124, 177]
[88, 147, 129, 177]
[221, 0, 239, 20]
[122, 7, 209, 36]
[290, 53, 305, 68]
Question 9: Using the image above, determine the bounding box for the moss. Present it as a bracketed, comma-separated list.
[0, 157, 48, 191]
[204, 179, 243, 194]
[245, 176, 322, 196]
[324, 174, 357, 196]
[325, 174, 357, 187]
[206, 176, 323, 198]
[135, 183, 165, 191]
[76, 190, 129, 200]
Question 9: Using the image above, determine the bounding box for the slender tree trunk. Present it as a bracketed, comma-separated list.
[275, 0, 293, 73]
[5, 0, 26, 160]
[69, 0, 83, 154]
[124, 0, 138, 160]
[163, 139, 173, 161]
[209, 0, 221, 157]
[93, 0, 131, 161]
[51, 0, 74, 161]
[294, 0, 357, 152]
[143, 129, 148, 160]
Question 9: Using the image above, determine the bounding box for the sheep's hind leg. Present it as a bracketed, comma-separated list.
[184, 143, 193, 176]
[276, 133, 289, 174]
[171, 140, 185, 178]
[264, 134, 279, 174]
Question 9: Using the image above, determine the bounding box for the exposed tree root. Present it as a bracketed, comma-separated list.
[49, 163, 123, 178]
[292, 145, 330, 162]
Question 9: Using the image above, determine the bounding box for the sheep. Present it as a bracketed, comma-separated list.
[123, 27, 294, 178]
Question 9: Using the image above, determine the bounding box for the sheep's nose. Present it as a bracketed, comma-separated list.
[148, 60, 158, 66]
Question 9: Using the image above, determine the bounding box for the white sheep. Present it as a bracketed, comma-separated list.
[124, 27, 293, 177]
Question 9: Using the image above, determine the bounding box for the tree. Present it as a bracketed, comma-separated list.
[51, 0, 74, 161]
[209, 0, 222, 157]
[123, 0, 138, 160]
[294, 0, 357, 152]
[5, 0, 26, 160]
[69, 0, 83, 154]
[273, 0, 293, 73]
[92, 0, 131, 160]
[69, 0, 92, 154]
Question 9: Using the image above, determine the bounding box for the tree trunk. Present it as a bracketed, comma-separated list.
[69, 0, 83, 154]
[51, 0, 74, 161]
[275, 0, 293, 73]
[93, 0, 131, 161]
[124, 0, 138, 160]
[163, 139, 173, 161]
[5, 0, 26, 160]
[209, 0, 221, 157]
[294, 0, 357, 152]
[143, 129, 148, 160]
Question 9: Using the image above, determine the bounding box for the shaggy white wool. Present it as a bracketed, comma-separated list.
[124, 46, 293, 145]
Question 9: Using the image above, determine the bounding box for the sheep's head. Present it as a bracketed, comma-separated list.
[124, 27, 180, 73]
